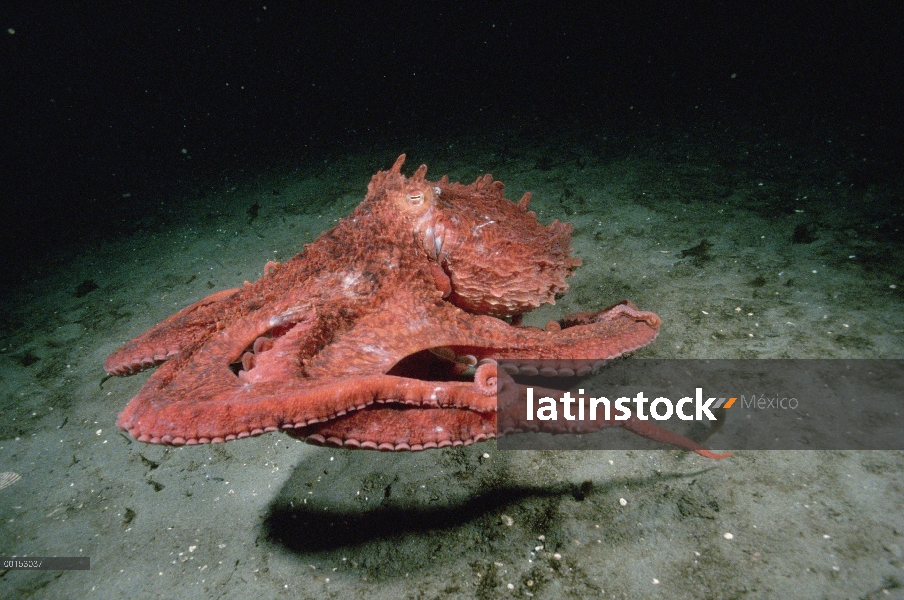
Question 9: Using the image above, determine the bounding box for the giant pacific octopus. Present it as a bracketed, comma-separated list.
[105, 155, 728, 459]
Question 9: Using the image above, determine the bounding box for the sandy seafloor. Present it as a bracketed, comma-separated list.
[1, 124, 903, 599]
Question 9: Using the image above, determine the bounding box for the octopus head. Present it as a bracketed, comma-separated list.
[368, 155, 581, 318]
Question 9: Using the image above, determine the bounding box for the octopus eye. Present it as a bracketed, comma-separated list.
[406, 191, 425, 206]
